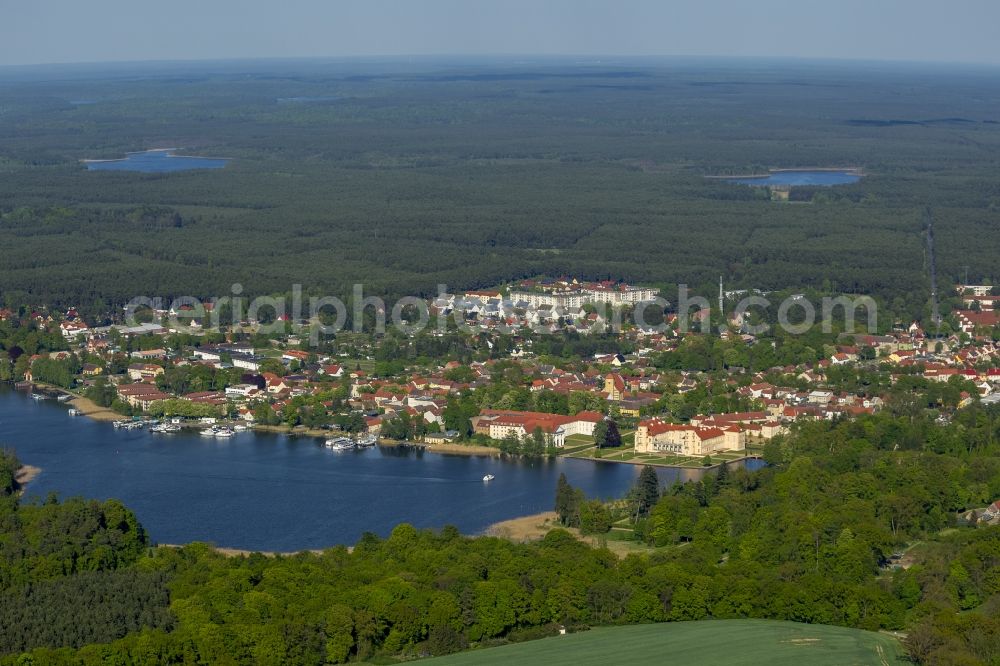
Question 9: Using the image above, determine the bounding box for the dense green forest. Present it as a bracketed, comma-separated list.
[1, 405, 999, 664]
[1, 59, 999, 319]
[0, 450, 171, 657]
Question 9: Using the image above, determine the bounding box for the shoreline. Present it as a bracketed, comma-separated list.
[252, 424, 329, 438]
[8, 385, 755, 470]
[485, 511, 559, 541]
[154, 513, 555, 556]
[415, 441, 502, 457]
[22, 382, 126, 422]
[377, 439, 502, 457]
[81, 149, 233, 164]
[69, 395, 126, 422]
[158, 543, 335, 558]
[15, 464, 42, 492]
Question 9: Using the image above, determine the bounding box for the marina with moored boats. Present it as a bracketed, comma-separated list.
[324, 433, 379, 451]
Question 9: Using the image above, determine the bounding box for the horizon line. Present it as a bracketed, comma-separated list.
[2, 53, 999, 72]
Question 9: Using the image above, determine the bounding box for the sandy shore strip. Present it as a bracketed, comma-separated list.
[159, 543, 339, 558]
[68, 396, 126, 422]
[26, 382, 125, 423]
[252, 424, 330, 438]
[484, 511, 654, 557]
[419, 442, 502, 457]
[485, 511, 559, 541]
[375, 439, 501, 457]
[15, 464, 42, 490]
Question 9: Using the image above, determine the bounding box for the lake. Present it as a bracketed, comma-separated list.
[85, 149, 229, 173]
[0, 388, 761, 551]
[722, 170, 861, 187]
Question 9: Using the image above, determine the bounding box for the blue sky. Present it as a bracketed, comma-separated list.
[2, 0, 999, 67]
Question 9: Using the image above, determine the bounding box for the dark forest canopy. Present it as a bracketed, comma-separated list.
[0, 60, 998, 318]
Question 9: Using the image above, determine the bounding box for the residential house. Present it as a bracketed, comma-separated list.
[231, 354, 263, 372]
[81, 363, 103, 377]
[131, 348, 167, 360]
[127, 363, 164, 382]
[116, 383, 171, 410]
[59, 320, 89, 340]
[262, 372, 289, 394]
[282, 349, 311, 364]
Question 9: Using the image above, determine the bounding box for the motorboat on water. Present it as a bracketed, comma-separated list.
[150, 423, 181, 433]
[57, 394, 73, 402]
[113, 420, 144, 430]
[200, 426, 218, 437]
[483, 474, 495, 482]
[233, 424, 248, 432]
[67, 408, 80, 416]
[30, 393, 48, 401]
[214, 427, 235, 438]
[325, 437, 354, 451]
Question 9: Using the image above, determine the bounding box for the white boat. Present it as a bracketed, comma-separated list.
[67, 408, 80, 416]
[233, 424, 248, 432]
[325, 437, 354, 451]
[355, 434, 377, 448]
[30, 393, 47, 401]
[151, 423, 181, 433]
[200, 427, 218, 437]
[57, 394, 73, 402]
[483, 474, 495, 482]
[214, 428, 235, 438]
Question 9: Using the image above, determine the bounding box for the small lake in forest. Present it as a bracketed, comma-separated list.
[276, 96, 343, 103]
[84, 149, 230, 173]
[720, 170, 862, 187]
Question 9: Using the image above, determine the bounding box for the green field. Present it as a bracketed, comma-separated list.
[423, 620, 905, 666]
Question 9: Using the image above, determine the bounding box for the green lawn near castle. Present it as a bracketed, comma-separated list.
[424, 619, 906, 666]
